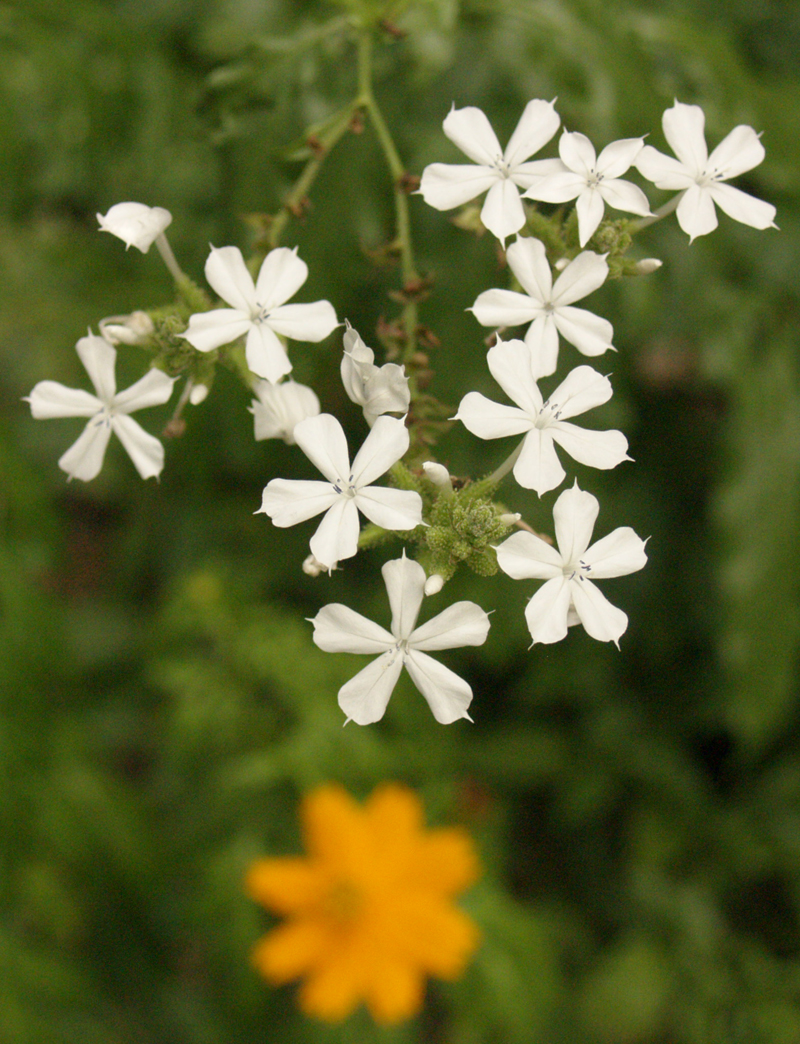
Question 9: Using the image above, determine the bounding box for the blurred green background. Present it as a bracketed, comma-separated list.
[1, 0, 799, 1041]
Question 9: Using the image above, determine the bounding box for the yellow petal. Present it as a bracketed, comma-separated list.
[411, 827, 482, 895]
[245, 857, 325, 914]
[251, 918, 331, 984]
[364, 956, 425, 1024]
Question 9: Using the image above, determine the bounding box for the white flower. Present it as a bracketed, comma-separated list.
[311, 553, 491, 724]
[340, 324, 410, 426]
[25, 333, 176, 481]
[418, 100, 562, 246]
[96, 203, 173, 253]
[257, 414, 423, 571]
[180, 246, 338, 383]
[635, 101, 778, 241]
[496, 482, 647, 646]
[471, 236, 613, 376]
[454, 339, 630, 495]
[99, 310, 155, 345]
[250, 379, 320, 444]
[524, 132, 651, 246]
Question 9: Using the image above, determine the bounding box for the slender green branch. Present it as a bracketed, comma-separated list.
[475, 442, 524, 492]
[629, 191, 683, 232]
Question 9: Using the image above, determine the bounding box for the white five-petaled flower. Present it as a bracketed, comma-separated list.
[96, 202, 173, 253]
[524, 132, 651, 246]
[250, 379, 320, 444]
[340, 323, 410, 426]
[496, 482, 647, 647]
[25, 333, 176, 481]
[418, 100, 562, 246]
[311, 553, 491, 724]
[635, 100, 778, 241]
[257, 414, 423, 571]
[454, 338, 630, 496]
[471, 236, 613, 376]
[180, 246, 338, 384]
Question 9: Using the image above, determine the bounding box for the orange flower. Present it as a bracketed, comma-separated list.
[245, 782, 482, 1024]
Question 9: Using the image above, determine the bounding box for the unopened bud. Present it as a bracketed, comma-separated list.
[424, 574, 444, 596]
[635, 258, 663, 275]
[99, 310, 154, 345]
[302, 554, 326, 577]
[422, 461, 452, 489]
[554, 257, 569, 271]
[499, 512, 521, 526]
[189, 383, 209, 405]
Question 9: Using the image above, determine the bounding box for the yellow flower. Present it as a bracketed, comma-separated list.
[245, 782, 482, 1024]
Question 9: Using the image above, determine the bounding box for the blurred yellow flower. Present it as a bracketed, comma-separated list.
[245, 782, 482, 1024]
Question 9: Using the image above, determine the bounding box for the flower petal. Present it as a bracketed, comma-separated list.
[96, 202, 172, 253]
[180, 309, 252, 353]
[311, 603, 394, 654]
[662, 101, 708, 174]
[634, 146, 695, 190]
[486, 337, 543, 413]
[495, 530, 563, 580]
[254, 246, 308, 308]
[597, 178, 652, 217]
[310, 497, 361, 568]
[575, 188, 606, 246]
[258, 479, 339, 526]
[471, 288, 542, 328]
[442, 106, 503, 166]
[549, 422, 630, 471]
[418, 163, 499, 211]
[480, 178, 525, 244]
[523, 169, 588, 204]
[410, 601, 490, 651]
[454, 392, 532, 440]
[569, 576, 628, 645]
[110, 414, 166, 479]
[708, 183, 777, 231]
[513, 428, 565, 495]
[675, 185, 718, 240]
[553, 482, 598, 563]
[338, 651, 405, 724]
[514, 157, 570, 192]
[205, 245, 257, 312]
[251, 918, 332, 984]
[356, 487, 423, 532]
[551, 250, 608, 305]
[559, 131, 596, 177]
[404, 650, 474, 723]
[596, 136, 646, 178]
[351, 415, 409, 488]
[707, 124, 765, 179]
[504, 98, 561, 168]
[293, 414, 351, 484]
[245, 323, 293, 383]
[26, 382, 101, 419]
[553, 305, 614, 357]
[382, 554, 426, 640]
[549, 365, 612, 418]
[57, 418, 112, 481]
[76, 334, 117, 401]
[506, 236, 552, 302]
[114, 367, 176, 413]
[245, 856, 326, 914]
[523, 576, 572, 644]
[582, 526, 648, 578]
[523, 315, 560, 376]
[265, 300, 339, 344]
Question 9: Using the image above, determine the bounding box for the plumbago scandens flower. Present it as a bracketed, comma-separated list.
[26, 333, 176, 481]
[96, 202, 173, 253]
[180, 246, 338, 383]
[635, 101, 777, 241]
[496, 482, 648, 647]
[454, 338, 630, 496]
[418, 100, 562, 245]
[258, 414, 423, 571]
[524, 132, 651, 246]
[246, 782, 481, 1024]
[341, 324, 410, 426]
[250, 379, 320, 444]
[471, 236, 613, 376]
[311, 554, 491, 724]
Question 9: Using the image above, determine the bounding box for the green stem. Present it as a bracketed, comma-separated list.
[476, 441, 523, 492]
[356, 30, 419, 363]
[629, 191, 683, 232]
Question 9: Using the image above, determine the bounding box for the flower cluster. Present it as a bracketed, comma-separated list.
[246, 782, 481, 1024]
[26, 96, 776, 728]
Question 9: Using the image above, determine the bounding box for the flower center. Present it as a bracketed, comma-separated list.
[695, 165, 723, 188]
[586, 170, 604, 188]
[253, 303, 272, 324]
[493, 155, 511, 179]
[564, 559, 592, 582]
[535, 398, 563, 428]
[332, 474, 357, 498]
[321, 879, 363, 925]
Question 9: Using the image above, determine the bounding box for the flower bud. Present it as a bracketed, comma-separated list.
[635, 258, 663, 275]
[424, 574, 444, 595]
[499, 512, 521, 526]
[302, 554, 327, 577]
[189, 383, 209, 405]
[341, 323, 410, 426]
[97, 202, 173, 254]
[422, 461, 452, 489]
[99, 310, 154, 345]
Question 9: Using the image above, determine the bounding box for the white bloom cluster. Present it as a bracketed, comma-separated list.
[25, 92, 776, 726]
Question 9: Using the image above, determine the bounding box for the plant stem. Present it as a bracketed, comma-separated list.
[630, 191, 683, 231]
[155, 233, 186, 283]
[479, 442, 524, 490]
